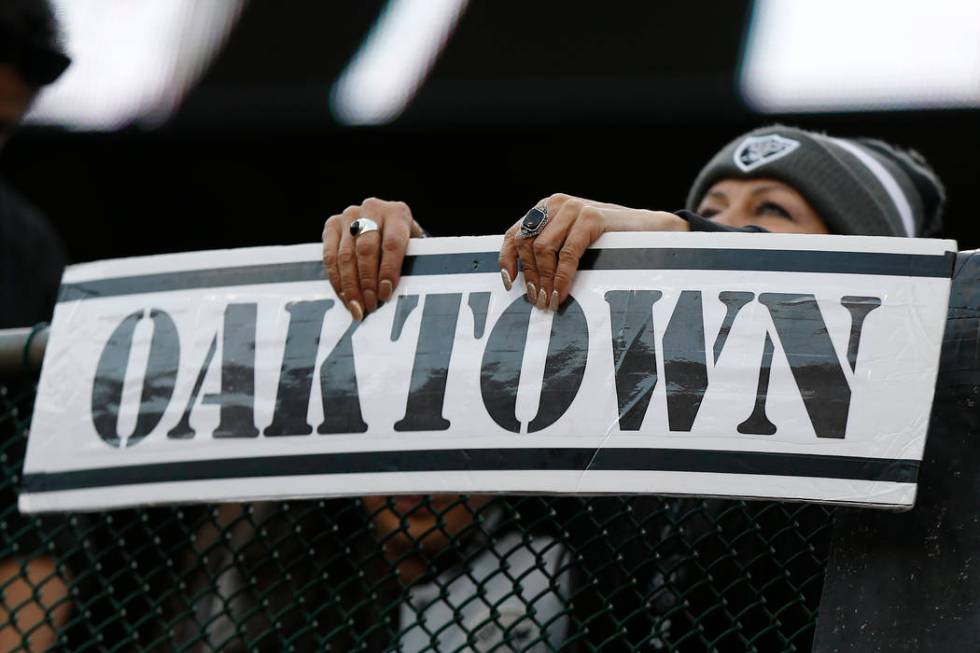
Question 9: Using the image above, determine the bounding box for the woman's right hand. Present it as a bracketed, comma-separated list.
[322, 198, 424, 320]
[499, 193, 688, 311]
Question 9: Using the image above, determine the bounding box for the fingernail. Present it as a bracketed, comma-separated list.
[379, 279, 393, 302]
[537, 288, 547, 309]
[500, 269, 513, 291]
[349, 300, 364, 321]
[363, 289, 377, 313]
[549, 290, 559, 312]
[526, 282, 536, 303]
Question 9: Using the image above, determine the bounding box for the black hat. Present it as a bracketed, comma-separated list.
[0, 0, 71, 86]
[686, 125, 946, 237]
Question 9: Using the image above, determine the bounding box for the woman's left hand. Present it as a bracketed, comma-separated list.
[499, 193, 688, 311]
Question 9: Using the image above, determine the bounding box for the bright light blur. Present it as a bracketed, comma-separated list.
[741, 0, 980, 112]
[330, 0, 469, 126]
[25, 0, 245, 130]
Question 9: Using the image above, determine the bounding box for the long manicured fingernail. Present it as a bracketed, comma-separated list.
[500, 269, 513, 291]
[363, 289, 377, 313]
[379, 279, 393, 302]
[349, 300, 364, 321]
[526, 282, 536, 303]
[537, 288, 547, 309]
[549, 290, 559, 312]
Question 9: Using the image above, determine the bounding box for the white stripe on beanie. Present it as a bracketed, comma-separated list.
[825, 137, 915, 237]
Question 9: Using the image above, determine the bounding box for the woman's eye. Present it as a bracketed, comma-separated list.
[758, 202, 792, 219]
[700, 208, 719, 218]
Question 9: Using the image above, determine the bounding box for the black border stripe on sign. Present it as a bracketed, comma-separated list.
[58, 249, 955, 302]
[21, 448, 919, 493]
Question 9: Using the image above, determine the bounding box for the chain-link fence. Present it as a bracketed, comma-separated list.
[2, 363, 834, 652]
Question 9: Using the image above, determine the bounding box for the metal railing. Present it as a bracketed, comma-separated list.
[0, 326, 48, 378]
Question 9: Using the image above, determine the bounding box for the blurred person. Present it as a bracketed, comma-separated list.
[0, 2, 72, 651]
[167, 495, 569, 652]
[0, 0, 70, 328]
[359, 494, 570, 652]
[322, 125, 945, 650]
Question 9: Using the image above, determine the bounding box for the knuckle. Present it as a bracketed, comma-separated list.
[361, 196, 383, 210]
[532, 239, 554, 257]
[564, 198, 584, 213]
[355, 238, 375, 257]
[547, 193, 571, 213]
[338, 249, 357, 266]
[558, 246, 580, 263]
[382, 236, 405, 254]
[340, 274, 358, 292]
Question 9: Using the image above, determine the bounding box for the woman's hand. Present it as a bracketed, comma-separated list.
[322, 198, 424, 320]
[499, 193, 689, 311]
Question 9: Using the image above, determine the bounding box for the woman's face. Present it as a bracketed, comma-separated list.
[696, 178, 830, 235]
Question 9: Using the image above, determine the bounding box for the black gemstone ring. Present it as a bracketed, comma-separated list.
[349, 217, 380, 237]
[517, 206, 549, 239]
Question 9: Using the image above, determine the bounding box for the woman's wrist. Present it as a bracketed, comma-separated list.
[600, 207, 690, 233]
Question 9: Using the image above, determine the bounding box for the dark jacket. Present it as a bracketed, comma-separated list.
[0, 177, 66, 328]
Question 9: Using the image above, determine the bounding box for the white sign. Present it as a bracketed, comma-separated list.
[20, 233, 956, 512]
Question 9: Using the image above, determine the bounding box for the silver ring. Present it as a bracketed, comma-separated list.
[517, 206, 548, 239]
[349, 217, 380, 237]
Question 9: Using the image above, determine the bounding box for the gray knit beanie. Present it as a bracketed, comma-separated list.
[686, 125, 945, 237]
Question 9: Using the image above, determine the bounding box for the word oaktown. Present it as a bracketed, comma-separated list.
[21, 234, 955, 512]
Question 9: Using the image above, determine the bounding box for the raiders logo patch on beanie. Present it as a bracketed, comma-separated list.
[734, 134, 800, 172]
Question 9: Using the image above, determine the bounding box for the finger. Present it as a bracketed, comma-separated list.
[378, 209, 411, 303]
[516, 234, 541, 305]
[354, 228, 382, 313]
[532, 198, 582, 309]
[337, 210, 365, 321]
[498, 224, 520, 291]
[322, 215, 344, 301]
[553, 206, 604, 306]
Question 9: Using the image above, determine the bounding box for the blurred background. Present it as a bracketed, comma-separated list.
[4, 0, 980, 263]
